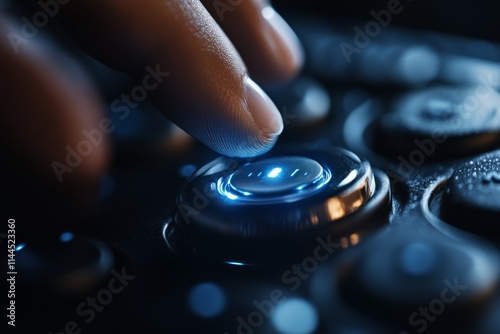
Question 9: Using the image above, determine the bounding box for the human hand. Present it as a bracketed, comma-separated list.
[0, 0, 303, 223]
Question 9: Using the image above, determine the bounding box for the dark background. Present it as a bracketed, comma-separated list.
[275, 0, 500, 42]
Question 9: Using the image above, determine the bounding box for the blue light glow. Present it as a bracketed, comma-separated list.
[187, 282, 226, 318]
[178, 164, 197, 178]
[218, 175, 239, 200]
[219, 157, 331, 204]
[272, 298, 319, 334]
[15, 243, 26, 251]
[225, 192, 238, 200]
[59, 232, 75, 243]
[400, 242, 437, 276]
[267, 167, 283, 178]
[225, 261, 246, 266]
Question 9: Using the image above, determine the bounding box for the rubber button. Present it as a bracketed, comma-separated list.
[16, 233, 114, 295]
[167, 147, 391, 265]
[335, 230, 498, 331]
[440, 150, 500, 238]
[374, 85, 500, 159]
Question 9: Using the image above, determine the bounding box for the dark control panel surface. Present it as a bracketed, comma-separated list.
[3, 3, 500, 334]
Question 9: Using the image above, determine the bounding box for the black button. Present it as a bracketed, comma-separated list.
[373, 85, 500, 160]
[16, 233, 114, 295]
[167, 146, 391, 265]
[440, 150, 500, 238]
[315, 229, 499, 332]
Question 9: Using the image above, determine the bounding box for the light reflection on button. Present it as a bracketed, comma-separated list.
[219, 156, 331, 203]
[338, 170, 359, 187]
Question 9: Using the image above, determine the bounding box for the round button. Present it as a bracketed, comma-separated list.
[323, 229, 499, 331]
[440, 150, 500, 238]
[222, 156, 329, 203]
[167, 146, 391, 265]
[16, 232, 114, 295]
[373, 85, 500, 159]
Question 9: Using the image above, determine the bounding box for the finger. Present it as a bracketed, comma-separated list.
[55, 0, 284, 158]
[0, 20, 110, 226]
[201, 0, 304, 86]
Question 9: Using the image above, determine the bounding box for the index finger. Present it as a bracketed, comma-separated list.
[46, 0, 286, 157]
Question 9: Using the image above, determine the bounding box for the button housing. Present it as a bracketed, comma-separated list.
[429, 150, 500, 240]
[167, 146, 391, 265]
[311, 229, 499, 333]
[370, 85, 500, 160]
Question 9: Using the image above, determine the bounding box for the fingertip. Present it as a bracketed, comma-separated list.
[204, 77, 283, 159]
[244, 76, 284, 136]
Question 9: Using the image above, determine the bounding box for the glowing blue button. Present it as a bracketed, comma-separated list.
[226, 156, 329, 200]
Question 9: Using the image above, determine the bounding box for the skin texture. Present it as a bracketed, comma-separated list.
[0, 0, 303, 225]
[201, 0, 303, 84]
[56, 0, 302, 157]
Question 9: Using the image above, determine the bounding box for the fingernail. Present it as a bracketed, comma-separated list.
[261, 5, 304, 74]
[245, 77, 283, 136]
